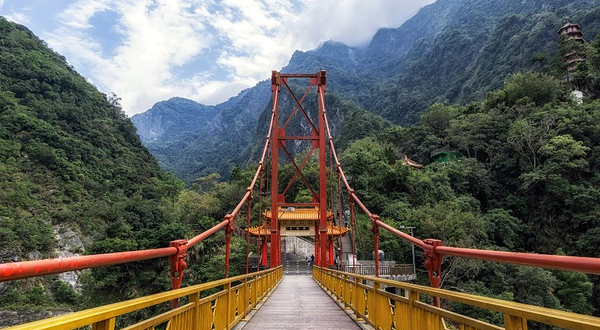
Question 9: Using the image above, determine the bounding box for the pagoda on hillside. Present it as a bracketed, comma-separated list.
[558, 22, 586, 74]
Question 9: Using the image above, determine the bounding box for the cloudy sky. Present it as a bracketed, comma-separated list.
[0, 0, 433, 115]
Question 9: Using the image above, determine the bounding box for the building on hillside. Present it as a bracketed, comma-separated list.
[401, 155, 423, 169]
[558, 22, 586, 75]
[431, 149, 462, 164]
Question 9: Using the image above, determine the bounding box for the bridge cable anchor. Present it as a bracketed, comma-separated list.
[424, 239, 443, 307]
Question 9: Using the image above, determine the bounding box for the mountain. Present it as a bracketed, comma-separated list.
[133, 0, 600, 182]
[283, 0, 600, 123]
[366, 0, 600, 123]
[132, 81, 271, 182]
[132, 84, 390, 182]
[0, 17, 182, 323]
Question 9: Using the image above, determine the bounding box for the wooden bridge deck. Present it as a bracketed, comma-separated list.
[241, 275, 361, 330]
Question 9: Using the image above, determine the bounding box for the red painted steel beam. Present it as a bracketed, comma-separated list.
[376, 218, 600, 275]
[279, 73, 319, 78]
[375, 203, 600, 274]
[437, 246, 600, 275]
[186, 219, 230, 248]
[283, 80, 318, 133]
[279, 141, 319, 201]
[321, 98, 374, 220]
[317, 71, 329, 268]
[282, 147, 315, 196]
[374, 220, 430, 251]
[0, 247, 177, 282]
[278, 202, 319, 207]
[225, 222, 233, 277]
[283, 84, 313, 130]
[279, 136, 319, 140]
[373, 224, 380, 277]
[270, 71, 280, 268]
[261, 239, 268, 266]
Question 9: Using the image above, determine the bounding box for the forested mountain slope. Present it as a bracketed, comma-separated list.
[344, 68, 600, 321]
[0, 17, 185, 323]
[133, 0, 600, 182]
[132, 82, 272, 182]
[367, 0, 600, 123]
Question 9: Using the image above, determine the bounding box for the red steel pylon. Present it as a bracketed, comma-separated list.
[268, 71, 329, 268]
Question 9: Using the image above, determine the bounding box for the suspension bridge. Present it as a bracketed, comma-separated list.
[1, 71, 600, 330]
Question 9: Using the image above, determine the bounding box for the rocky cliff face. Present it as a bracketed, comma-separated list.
[53, 224, 87, 291]
[132, 97, 220, 144]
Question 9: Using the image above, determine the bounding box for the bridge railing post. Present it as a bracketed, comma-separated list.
[372, 281, 381, 326]
[343, 274, 350, 309]
[424, 239, 443, 307]
[242, 277, 249, 321]
[252, 274, 259, 310]
[504, 315, 528, 330]
[91, 318, 115, 330]
[408, 289, 419, 330]
[225, 282, 232, 330]
[190, 292, 199, 329]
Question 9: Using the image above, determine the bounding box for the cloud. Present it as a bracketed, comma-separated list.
[47, 0, 212, 114]
[292, 0, 434, 47]
[4, 11, 30, 25]
[45, 0, 434, 115]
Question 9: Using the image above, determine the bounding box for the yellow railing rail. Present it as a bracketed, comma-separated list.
[6, 266, 283, 330]
[313, 266, 600, 330]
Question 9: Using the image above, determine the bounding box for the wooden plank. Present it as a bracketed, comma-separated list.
[243, 276, 361, 329]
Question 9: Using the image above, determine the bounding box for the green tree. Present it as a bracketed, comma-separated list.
[504, 72, 562, 106]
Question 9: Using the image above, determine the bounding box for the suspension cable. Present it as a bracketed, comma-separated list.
[350, 198, 356, 273]
[245, 197, 251, 274]
[328, 144, 336, 267]
[257, 168, 263, 270]
[337, 167, 343, 269]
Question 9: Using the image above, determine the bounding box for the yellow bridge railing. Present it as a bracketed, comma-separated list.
[313, 266, 600, 330]
[6, 266, 283, 330]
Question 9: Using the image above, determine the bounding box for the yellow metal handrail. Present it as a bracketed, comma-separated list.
[313, 266, 600, 330]
[6, 267, 283, 330]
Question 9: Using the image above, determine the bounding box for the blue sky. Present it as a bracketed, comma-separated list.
[0, 0, 433, 115]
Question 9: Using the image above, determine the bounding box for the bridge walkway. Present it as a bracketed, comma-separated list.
[241, 275, 361, 330]
[283, 252, 311, 275]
